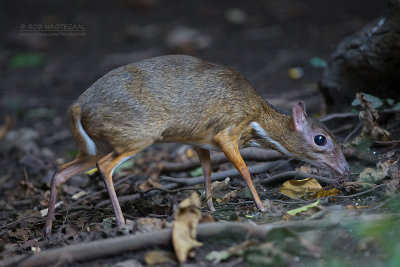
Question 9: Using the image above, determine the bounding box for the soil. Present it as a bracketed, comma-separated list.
[1, 1, 399, 266]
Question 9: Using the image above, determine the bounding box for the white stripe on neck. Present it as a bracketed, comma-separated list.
[249, 140, 261, 147]
[250, 121, 291, 155]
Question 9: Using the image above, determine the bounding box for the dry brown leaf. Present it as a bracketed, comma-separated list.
[136, 217, 165, 233]
[139, 177, 162, 191]
[296, 165, 318, 174]
[199, 213, 215, 223]
[186, 147, 196, 159]
[388, 159, 400, 180]
[172, 192, 202, 263]
[211, 177, 230, 191]
[7, 228, 31, 241]
[356, 92, 391, 141]
[217, 189, 239, 204]
[203, 177, 230, 200]
[345, 205, 369, 210]
[359, 159, 396, 183]
[279, 178, 322, 199]
[144, 250, 175, 265]
[0, 116, 12, 139]
[312, 188, 341, 199]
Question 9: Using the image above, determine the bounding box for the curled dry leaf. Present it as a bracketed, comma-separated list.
[359, 159, 397, 183]
[139, 177, 162, 191]
[212, 177, 230, 192]
[296, 165, 318, 174]
[279, 178, 322, 199]
[216, 189, 239, 204]
[356, 92, 391, 141]
[172, 192, 203, 263]
[136, 217, 165, 233]
[312, 188, 340, 199]
[144, 250, 175, 265]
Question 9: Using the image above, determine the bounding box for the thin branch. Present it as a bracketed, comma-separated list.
[68, 174, 139, 208]
[320, 112, 357, 122]
[95, 186, 203, 208]
[320, 108, 400, 122]
[343, 123, 362, 143]
[162, 148, 284, 172]
[160, 160, 288, 186]
[342, 147, 378, 164]
[0, 216, 43, 230]
[373, 140, 400, 145]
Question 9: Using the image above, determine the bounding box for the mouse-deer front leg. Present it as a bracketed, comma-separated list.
[214, 130, 265, 212]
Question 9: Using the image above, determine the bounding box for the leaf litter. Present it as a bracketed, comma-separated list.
[0, 93, 400, 266]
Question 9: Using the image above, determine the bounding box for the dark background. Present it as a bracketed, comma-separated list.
[0, 0, 387, 178]
[1, 0, 385, 114]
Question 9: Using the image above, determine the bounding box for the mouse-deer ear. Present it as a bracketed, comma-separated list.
[292, 101, 307, 131]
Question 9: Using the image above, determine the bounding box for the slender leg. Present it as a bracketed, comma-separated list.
[194, 147, 215, 212]
[96, 152, 136, 229]
[214, 133, 265, 212]
[44, 156, 99, 236]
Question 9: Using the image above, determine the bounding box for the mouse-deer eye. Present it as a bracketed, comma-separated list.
[314, 135, 327, 146]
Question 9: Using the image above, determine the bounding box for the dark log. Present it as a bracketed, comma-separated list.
[320, 0, 400, 112]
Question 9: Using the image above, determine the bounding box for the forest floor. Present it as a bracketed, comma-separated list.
[1, 0, 400, 266]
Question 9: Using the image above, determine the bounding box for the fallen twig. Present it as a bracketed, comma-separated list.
[0, 216, 43, 230]
[343, 123, 362, 143]
[342, 147, 378, 164]
[373, 139, 400, 145]
[95, 186, 202, 208]
[320, 112, 357, 122]
[162, 148, 284, 172]
[68, 174, 141, 208]
[160, 160, 288, 186]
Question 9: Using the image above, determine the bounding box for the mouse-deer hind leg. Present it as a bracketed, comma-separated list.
[96, 151, 138, 229]
[194, 147, 215, 212]
[44, 155, 100, 236]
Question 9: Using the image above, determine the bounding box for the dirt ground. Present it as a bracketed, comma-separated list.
[1, 0, 400, 266]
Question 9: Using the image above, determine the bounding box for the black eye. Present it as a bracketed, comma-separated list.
[314, 135, 327, 146]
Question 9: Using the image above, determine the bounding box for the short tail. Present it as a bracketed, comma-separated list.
[69, 105, 97, 156]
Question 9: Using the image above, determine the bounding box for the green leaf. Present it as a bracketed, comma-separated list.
[206, 250, 231, 264]
[244, 187, 252, 199]
[102, 217, 116, 229]
[386, 98, 395, 106]
[309, 57, 328, 68]
[189, 167, 203, 177]
[9, 53, 48, 68]
[287, 199, 320, 215]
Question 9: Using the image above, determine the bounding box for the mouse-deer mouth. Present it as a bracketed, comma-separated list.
[322, 161, 350, 177]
